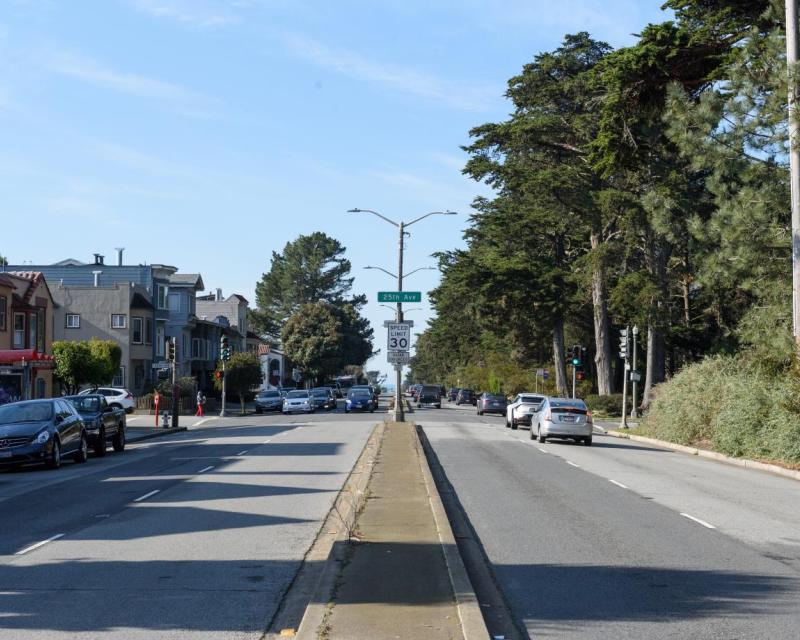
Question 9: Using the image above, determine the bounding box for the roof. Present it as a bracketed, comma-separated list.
[169, 273, 205, 289]
[7, 271, 52, 305]
[52, 258, 87, 266]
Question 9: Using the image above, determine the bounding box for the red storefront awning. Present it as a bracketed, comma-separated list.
[0, 349, 55, 367]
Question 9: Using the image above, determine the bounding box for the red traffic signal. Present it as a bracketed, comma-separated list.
[215, 370, 222, 380]
[576, 371, 586, 381]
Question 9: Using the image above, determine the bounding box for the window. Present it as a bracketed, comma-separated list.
[192, 338, 200, 358]
[36, 310, 44, 352]
[111, 314, 127, 329]
[66, 314, 80, 328]
[28, 312, 37, 350]
[112, 366, 125, 387]
[134, 365, 144, 390]
[156, 285, 168, 310]
[168, 292, 180, 312]
[13, 313, 24, 348]
[182, 335, 188, 360]
[156, 325, 165, 357]
[36, 378, 45, 399]
[145, 318, 153, 344]
[132, 317, 143, 343]
[0, 297, 6, 331]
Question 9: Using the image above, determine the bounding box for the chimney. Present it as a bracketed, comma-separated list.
[93, 253, 104, 265]
[216, 288, 223, 301]
[115, 247, 125, 266]
[92, 270, 102, 287]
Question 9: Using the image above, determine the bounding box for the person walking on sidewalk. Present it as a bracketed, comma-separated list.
[195, 390, 206, 417]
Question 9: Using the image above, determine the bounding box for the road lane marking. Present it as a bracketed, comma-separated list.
[133, 489, 160, 503]
[609, 479, 629, 489]
[237, 450, 248, 456]
[538, 447, 547, 453]
[198, 465, 215, 473]
[16, 534, 65, 555]
[262, 439, 271, 444]
[566, 461, 580, 468]
[680, 513, 716, 529]
[193, 418, 213, 427]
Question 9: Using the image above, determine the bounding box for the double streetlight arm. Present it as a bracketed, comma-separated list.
[364, 265, 436, 279]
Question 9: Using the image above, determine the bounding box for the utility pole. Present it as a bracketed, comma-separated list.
[619, 327, 629, 429]
[571, 363, 576, 399]
[219, 334, 229, 417]
[787, 0, 800, 348]
[170, 337, 179, 429]
[395, 221, 405, 422]
[631, 325, 639, 418]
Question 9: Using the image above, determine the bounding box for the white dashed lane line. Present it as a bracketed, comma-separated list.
[15, 533, 65, 556]
[133, 489, 160, 503]
[609, 479, 629, 489]
[237, 450, 248, 456]
[566, 461, 580, 468]
[198, 466, 215, 474]
[680, 513, 716, 529]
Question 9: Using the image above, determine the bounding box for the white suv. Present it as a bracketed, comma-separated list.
[79, 387, 136, 413]
[506, 393, 545, 429]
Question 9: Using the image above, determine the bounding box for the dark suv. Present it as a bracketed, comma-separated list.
[417, 385, 442, 409]
[456, 389, 476, 406]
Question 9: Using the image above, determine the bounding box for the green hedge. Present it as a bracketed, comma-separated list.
[584, 394, 624, 417]
[641, 355, 800, 465]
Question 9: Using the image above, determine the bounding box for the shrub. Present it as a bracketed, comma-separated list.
[584, 394, 623, 417]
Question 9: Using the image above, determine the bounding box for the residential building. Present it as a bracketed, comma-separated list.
[165, 273, 205, 379]
[50, 282, 154, 394]
[0, 272, 56, 402]
[196, 290, 248, 352]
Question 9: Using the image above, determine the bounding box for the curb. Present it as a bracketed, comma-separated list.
[605, 429, 800, 483]
[414, 425, 490, 640]
[127, 427, 188, 443]
[272, 422, 384, 639]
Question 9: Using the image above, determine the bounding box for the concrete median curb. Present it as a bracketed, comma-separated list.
[605, 429, 800, 482]
[126, 426, 187, 443]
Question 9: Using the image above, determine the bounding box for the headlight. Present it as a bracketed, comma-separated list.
[36, 431, 50, 444]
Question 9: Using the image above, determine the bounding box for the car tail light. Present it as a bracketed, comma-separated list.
[586, 411, 593, 424]
[125, 392, 133, 399]
[543, 411, 551, 421]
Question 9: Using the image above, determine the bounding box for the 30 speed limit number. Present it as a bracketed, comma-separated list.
[387, 323, 411, 351]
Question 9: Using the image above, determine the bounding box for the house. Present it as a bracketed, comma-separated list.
[49, 282, 154, 395]
[0, 272, 56, 402]
[165, 273, 205, 379]
[196, 290, 248, 352]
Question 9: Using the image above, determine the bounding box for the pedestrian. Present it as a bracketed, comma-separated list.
[196, 389, 206, 417]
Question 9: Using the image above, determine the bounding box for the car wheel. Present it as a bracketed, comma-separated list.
[538, 427, 546, 443]
[477, 409, 483, 415]
[584, 437, 592, 446]
[47, 439, 61, 470]
[74, 433, 89, 464]
[94, 428, 107, 456]
[113, 425, 126, 452]
[255, 407, 262, 414]
[505, 417, 511, 428]
[530, 426, 536, 440]
[110, 403, 123, 411]
[511, 418, 518, 430]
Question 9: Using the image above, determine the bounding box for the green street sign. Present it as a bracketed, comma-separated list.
[378, 291, 422, 303]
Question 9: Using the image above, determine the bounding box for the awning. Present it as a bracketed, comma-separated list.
[0, 349, 55, 368]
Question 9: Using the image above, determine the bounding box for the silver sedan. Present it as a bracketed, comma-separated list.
[531, 397, 593, 445]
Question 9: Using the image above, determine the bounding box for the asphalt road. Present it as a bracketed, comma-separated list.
[419, 402, 800, 639]
[0, 409, 380, 639]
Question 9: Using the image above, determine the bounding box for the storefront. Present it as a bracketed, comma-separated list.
[0, 350, 55, 404]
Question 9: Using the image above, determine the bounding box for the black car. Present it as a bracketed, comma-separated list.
[447, 387, 459, 402]
[64, 394, 126, 455]
[0, 399, 89, 469]
[455, 389, 476, 406]
[417, 385, 442, 409]
[254, 389, 284, 413]
[311, 387, 337, 411]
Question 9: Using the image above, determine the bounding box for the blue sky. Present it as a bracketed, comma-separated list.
[0, 0, 672, 380]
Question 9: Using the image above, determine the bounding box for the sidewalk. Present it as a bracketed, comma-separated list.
[298, 422, 486, 640]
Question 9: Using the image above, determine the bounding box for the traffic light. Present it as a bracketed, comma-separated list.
[576, 371, 586, 381]
[571, 344, 581, 366]
[215, 370, 223, 380]
[220, 334, 230, 362]
[619, 328, 629, 359]
[166, 337, 176, 362]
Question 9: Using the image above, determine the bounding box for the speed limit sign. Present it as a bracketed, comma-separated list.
[387, 323, 411, 351]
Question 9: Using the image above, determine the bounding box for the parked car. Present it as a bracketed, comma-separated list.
[346, 388, 374, 413]
[0, 399, 88, 469]
[311, 387, 337, 411]
[282, 390, 315, 414]
[64, 394, 126, 456]
[254, 389, 284, 413]
[447, 387, 459, 402]
[476, 393, 508, 416]
[455, 389, 476, 406]
[532, 397, 593, 445]
[506, 393, 546, 429]
[78, 387, 135, 414]
[417, 385, 442, 409]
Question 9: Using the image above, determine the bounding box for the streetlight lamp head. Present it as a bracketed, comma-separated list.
[347, 208, 361, 213]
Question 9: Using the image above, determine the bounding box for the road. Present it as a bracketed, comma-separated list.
[419, 402, 800, 639]
[0, 409, 379, 640]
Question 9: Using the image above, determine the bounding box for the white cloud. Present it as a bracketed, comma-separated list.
[43, 49, 219, 117]
[278, 31, 498, 112]
[129, 0, 239, 28]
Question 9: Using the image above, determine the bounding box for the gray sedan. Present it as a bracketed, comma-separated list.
[531, 397, 593, 445]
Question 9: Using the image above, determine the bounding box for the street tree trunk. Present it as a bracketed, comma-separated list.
[642, 239, 669, 409]
[590, 233, 613, 395]
[552, 315, 569, 397]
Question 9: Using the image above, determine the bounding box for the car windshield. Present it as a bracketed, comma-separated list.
[311, 389, 328, 396]
[286, 391, 309, 398]
[0, 401, 53, 424]
[486, 395, 505, 401]
[258, 391, 280, 398]
[66, 397, 100, 413]
[349, 390, 371, 398]
[520, 396, 543, 404]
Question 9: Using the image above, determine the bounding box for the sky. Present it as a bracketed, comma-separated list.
[0, 0, 673, 382]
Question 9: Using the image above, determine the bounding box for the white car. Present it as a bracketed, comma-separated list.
[506, 393, 545, 430]
[79, 387, 135, 413]
[282, 390, 315, 414]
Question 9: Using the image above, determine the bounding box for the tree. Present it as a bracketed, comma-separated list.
[0, 255, 7, 267]
[253, 233, 362, 339]
[214, 352, 263, 414]
[52, 339, 122, 394]
[282, 302, 343, 385]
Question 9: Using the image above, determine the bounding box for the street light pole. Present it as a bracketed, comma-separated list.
[631, 325, 639, 418]
[787, 0, 800, 349]
[395, 221, 405, 422]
